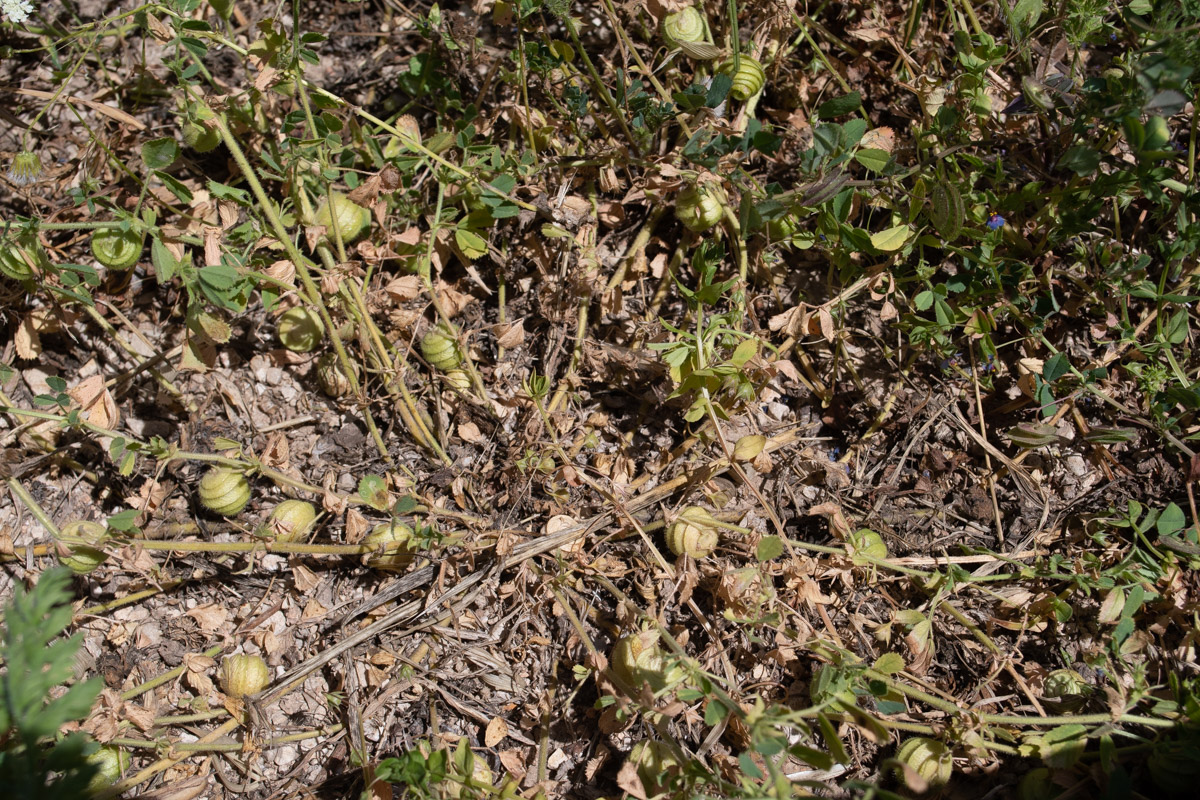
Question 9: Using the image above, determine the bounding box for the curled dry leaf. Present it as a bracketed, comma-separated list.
[68, 374, 120, 429]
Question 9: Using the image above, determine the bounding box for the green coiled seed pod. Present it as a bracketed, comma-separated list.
[314, 191, 372, 244]
[662, 7, 705, 48]
[86, 745, 131, 794]
[722, 56, 766, 101]
[420, 327, 462, 372]
[58, 520, 110, 575]
[665, 506, 719, 559]
[363, 521, 417, 571]
[894, 737, 953, 791]
[277, 307, 325, 352]
[199, 467, 251, 516]
[315, 352, 358, 397]
[675, 183, 727, 233]
[91, 228, 145, 270]
[258, 499, 317, 542]
[181, 103, 220, 153]
[221, 654, 270, 697]
[0, 237, 46, 281]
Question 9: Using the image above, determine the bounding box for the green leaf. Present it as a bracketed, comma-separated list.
[870, 224, 910, 251]
[454, 228, 488, 260]
[730, 339, 758, 367]
[358, 474, 390, 511]
[756, 535, 784, 561]
[1058, 146, 1101, 176]
[816, 91, 862, 118]
[854, 148, 891, 172]
[873, 653, 905, 674]
[106, 509, 139, 531]
[206, 180, 251, 204]
[151, 237, 178, 283]
[142, 138, 180, 170]
[1157, 503, 1186, 537]
[1042, 352, 1070, 383]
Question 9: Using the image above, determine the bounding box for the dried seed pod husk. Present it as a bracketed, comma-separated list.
[316, 352, 358, 397]
[221, 653, 270, 697]
[894, 736, 953, 791]
[661, 6, 706, 48]
[91, 228, 145, 270]
[666, 506, 719, 559]
[420, 326, 462, 372]
[277, 306, 325, 352]
[363, 521, 417, 571]
[627, 740, 681, 797]
[86, 745, 131, 794]
[258, 499, 317, 541]
[199, 467, 251, 516]
[722, 55, 766, 101]
[315, 191, 372, 243]
[675, 182, 727, 233]
[59, 520, 110, 575]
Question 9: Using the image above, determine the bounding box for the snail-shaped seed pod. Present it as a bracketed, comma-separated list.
[666, 506, 719, 559]
[221, 654, 270, 697]
[675, 182, 727, 233]
[314, 191, 372, 244]
[181, 102, 220, 153]
[277, 307, 325, 353]
[363, 521, 417, 571]
[722, 55, 766, 101]
[662, 6, 706, 48]
[58, 520, 110, 575]
[86, 746, 131, 794]
[315, 352, 358, 398]
[91, 227, 145, 271]
[257, 499, 317, 542]
[894, 737, 953, 791]
[442, 368, 471, 392]
[420, 326, 463, 372]
[610, 631, 667, 689]
[0, 236, 47, 281]
[199, 467, 251, 516]
[627, 741, 681, 797]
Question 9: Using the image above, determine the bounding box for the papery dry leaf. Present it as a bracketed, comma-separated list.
[615, 758, 650, 800]
[484, 716, 508, 747]
[301, 598, 328, 621]
[187, 604, 230, 634]
[259, 431, 290, 470]
[14, 314, 41, 359]
[458, 421, 484, 444]
[492, 319, 525, 349]
[68, 374, 120, 429]
[292, 562, 321, 592]
[384, 275, 423, 301]
[768, 305, 804, 337]
[263, 259, 296, 286]
[497, 749, 528, 780]
[345, 507, 368, 543]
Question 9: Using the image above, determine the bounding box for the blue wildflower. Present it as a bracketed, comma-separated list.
[987, 213, 1005, 231]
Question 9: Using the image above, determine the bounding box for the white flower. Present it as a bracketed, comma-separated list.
[2, 0, 33, 24]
